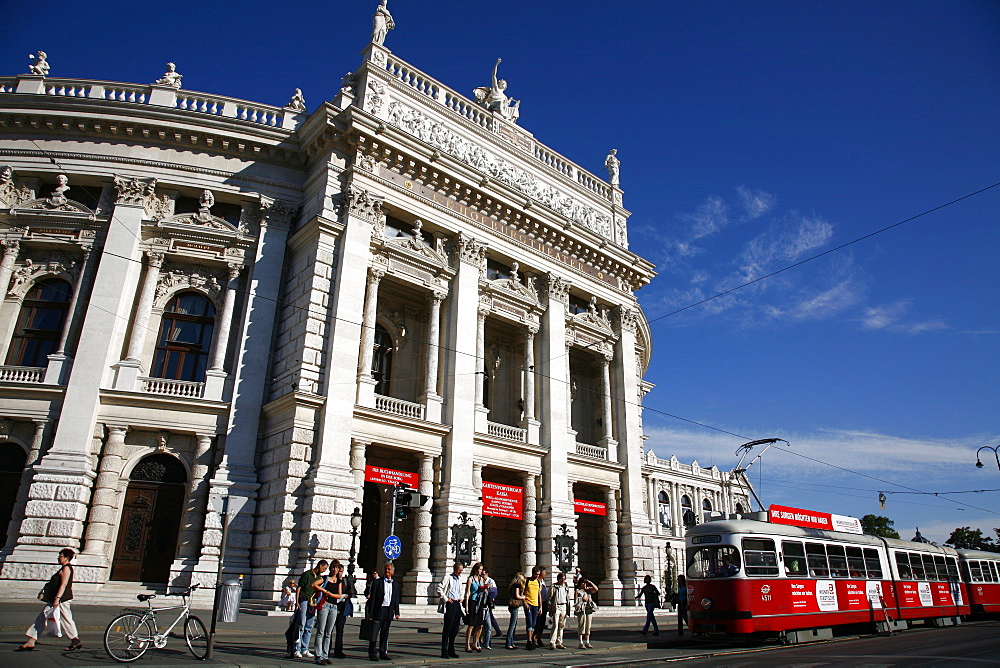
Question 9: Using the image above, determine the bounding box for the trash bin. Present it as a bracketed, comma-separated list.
[217, 577, 243, 623]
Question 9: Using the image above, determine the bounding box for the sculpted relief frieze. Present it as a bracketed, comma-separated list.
[385, 101, 615, 243]
[155, 262, 224, 302]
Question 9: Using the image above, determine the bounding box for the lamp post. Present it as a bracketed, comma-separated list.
[665, 543, 674, 595]
[348, 507, 362, 580]
[975, 445, 1000, 471]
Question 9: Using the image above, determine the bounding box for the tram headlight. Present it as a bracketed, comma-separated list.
[700, 597, 712, 610]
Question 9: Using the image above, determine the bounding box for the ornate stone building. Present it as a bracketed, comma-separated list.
[0, 6, 748, 603]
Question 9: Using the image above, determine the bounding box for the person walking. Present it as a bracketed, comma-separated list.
[332, 562, 353, 659]
[636, 575, 661, 636]
[364, 562, 400, 661]
[574, 574, 598, 649]
[522, 566, 544, 650]
[294, 560, 329, 658]
[312, 560, 342, 665]
[504, 572, 526, 649]
[479, 567, 501, 650]
[532, 569, 549, 647]
[16, 548, 82, 652]
[437, 561, 464, 658]
[462, 562, 488, 652]
[547, 572, 571, 649]
[676, 575, 688, 636]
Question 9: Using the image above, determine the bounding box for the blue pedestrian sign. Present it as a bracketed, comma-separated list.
[383, 534, 402, 560]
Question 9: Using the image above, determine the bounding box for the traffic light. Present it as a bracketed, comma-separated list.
[395, 488, 414, 520]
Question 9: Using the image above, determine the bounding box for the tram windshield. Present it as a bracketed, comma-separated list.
[686, 545, 741, 579]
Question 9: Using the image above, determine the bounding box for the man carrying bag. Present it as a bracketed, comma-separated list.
[363, 562, 400, 661]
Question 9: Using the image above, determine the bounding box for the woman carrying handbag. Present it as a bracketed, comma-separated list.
[573, 574, 598, 649]
[16, 548, 82, 652]
[462, 562, 488, 652]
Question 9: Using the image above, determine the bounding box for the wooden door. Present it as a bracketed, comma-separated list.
[110, 484, 157, 581]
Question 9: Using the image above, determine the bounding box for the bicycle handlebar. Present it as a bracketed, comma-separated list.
[165, 583, 201, 597]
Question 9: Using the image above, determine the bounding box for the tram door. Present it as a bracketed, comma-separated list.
[110, 454, 186, 583]
[0, 443, 27, 546]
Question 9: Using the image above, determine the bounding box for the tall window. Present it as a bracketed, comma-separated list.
[657, 491, 671, 528]
[681, 495, 695, 526]
[372, 323, 393, 395]
[703, 498, 713, 522]
[6, 278, 71, 366]
[152, 292, 216, 381]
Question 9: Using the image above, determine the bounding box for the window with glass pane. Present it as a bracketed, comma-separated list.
[152, 292, 216, 381]
[982, 561, 996, 583]
[806, 543, 829, 578]
[969, 561, 983, 582]
[990, 562, 1000, 582]
[372, 323, 393, 395]
[826, 544, 849, 578]
[742, 538, 778, 575]
[5, 279, 71, 367]
[934, 556, 948, 582]
[946, 557, 959, 580]
[657, 492, 671, 528]
[782, 541, 807, 577]
[909, 553, 925, 581]
[846, 546, 866, 578]
[895, 552, 912, 580]
[921, 554, 938, 580]
[863, 548, 883, 579]
[686, 545, 740, 579]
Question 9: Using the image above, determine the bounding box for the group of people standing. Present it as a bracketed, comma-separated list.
[437, 561, 600, 658]
[286, 559, 356, 664]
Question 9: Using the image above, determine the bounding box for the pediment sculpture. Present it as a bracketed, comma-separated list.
[161, 190, 239, 233]
[0, 166, 33, 208]
[486, 262, 539, 305]
[14, 174, 95, 218]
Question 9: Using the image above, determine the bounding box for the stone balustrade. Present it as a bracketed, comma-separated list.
[374, 393, 425, 420]
[486, 420, 527, 443]
[0, 365, 45, 383]
[575, 441, 609, 460]
[3, 75, 304, 131]
[140, 376, 206, 398]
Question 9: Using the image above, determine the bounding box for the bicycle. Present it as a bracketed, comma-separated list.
[103, 583, 208, 662]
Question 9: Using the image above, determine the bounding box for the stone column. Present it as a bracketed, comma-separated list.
[204, 263, 243, 400]
[113, 250, 164, 391]
[521, 326, 540, 444]
[350, 440, 368, 505]
[647, 476, 657, 528]
[1, 419, 47, 555]
[174, 434, 214, 567]
[602, 487, 622, 603]
[81, 425, 129, 563]
[521, 474, 537, 574]
[598, 351, 618, 460]
[0, 238, 19, 300]
[420, 290, 445, 422]
[408, 453, 435, 603]
[45, 247, 93, 385]
[356, 265, 384, 408]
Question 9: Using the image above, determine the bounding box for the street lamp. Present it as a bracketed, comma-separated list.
[348, 507, 362, 579]
[975, 445, 1000, 471]
[665, 543, 674, 594]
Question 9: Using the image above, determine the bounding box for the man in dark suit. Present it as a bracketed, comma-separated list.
[365, 562, 400, 661]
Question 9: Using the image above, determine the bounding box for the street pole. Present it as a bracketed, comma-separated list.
[206, 495, 231, 660]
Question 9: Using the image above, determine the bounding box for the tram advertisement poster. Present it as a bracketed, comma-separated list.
[768, 504, 862, 534]
[482, 482, 523, 519]
[573, 499, 607, 516]
[815, 580, 839, 611]
[364, 465, 419, 487]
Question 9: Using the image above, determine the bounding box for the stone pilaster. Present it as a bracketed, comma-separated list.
[419, 290, 445, 423]
[204, 263, 243, 400]
[521, 326, 540, 444]
[520, 474, 537, 574]
[0, 238, 20, 299]
[171, 433, 214, 585]
[113, 250, 164, 390]
[406, 453, 435, 603]
[356, 265, 384, 408]
[80, 425, 129, 568]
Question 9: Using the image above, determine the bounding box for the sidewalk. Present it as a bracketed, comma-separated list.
[0, 602, 697, 667]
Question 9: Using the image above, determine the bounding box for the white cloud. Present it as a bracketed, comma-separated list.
[737, 185, 776, 220]
[769, 279, 863, 321]
[682, 195, 729, 241]
[863, 300, 949, 335]
[737, 215, 834, 281]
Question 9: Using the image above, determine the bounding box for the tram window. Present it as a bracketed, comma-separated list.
[827, 545, 849, 578]
[895, 552, 913, 580]
[864, 548, 883, 579]
[805, 543, 829, 578]
[742, 538, 778, 576]
[921, 555, 938, 581]
[983, 561, 996, 583]
[782, 541, 807, 577]
[846, 546, 866, 578]
[969, 562, 983, 582]
[909, 553, 926, 580]
[686, 545, 740, 579]
[990, 562, 1000, 582]
[934, 556, 948, 582]
[946, 557, 959, 580]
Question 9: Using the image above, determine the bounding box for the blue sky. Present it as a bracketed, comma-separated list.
[3, 1, 998, 543]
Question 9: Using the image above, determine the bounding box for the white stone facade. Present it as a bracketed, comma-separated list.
[0, 24, 745, 604]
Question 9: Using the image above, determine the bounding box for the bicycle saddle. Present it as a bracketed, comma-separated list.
[137, 594, 156, 601]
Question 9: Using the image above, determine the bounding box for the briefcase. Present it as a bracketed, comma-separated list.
[359, 617, 381, 641]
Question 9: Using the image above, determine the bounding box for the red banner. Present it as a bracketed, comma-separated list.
[482, 482, 523, 519]
[768, 504, 863, 534]
[574, 499, 607, 516]
[364, 465, 419, 487]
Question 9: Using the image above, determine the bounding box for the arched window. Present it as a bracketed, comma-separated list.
[735, 503, 745, 515]
[6, 278, 71, 366]
[657, 491, 671, 528]
[152, 292, 216, 381]
[372, 323, 393, 395]
[703, 498, 713, 522]
[681, 494, 695, 526]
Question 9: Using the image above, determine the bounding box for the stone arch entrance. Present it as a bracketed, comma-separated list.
[110, 454, 187, 583]
[0, 442, 27, 547]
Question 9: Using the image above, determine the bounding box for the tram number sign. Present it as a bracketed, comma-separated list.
[383, 535, 402, 560]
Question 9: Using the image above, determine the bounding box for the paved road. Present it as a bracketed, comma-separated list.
[1, 601, 997, 667]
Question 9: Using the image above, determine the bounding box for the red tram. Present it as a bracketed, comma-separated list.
[957, 549, 1000, 615]
[685, 515, 974, 640]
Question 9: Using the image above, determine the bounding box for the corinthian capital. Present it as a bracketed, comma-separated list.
[113, 174, 157, 206]
[258, 195, 298, 229]
[539, 273, 571, 304]
[343, 184, 385, 226]
[613, 305, 638, 334]
[450, 232, 487, 269]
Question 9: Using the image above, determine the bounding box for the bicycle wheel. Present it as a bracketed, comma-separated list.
[185, 614, 209, 659]
[104, 613, 152, 663]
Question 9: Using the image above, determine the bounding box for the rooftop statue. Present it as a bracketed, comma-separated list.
[154, 62, 183, 88]
[27, 51, 49, 76]
[285, 88, 307, 112]
[473, 58, 520, 123]
[372, 0, 395, 46]
[605, 149, 620, 186]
